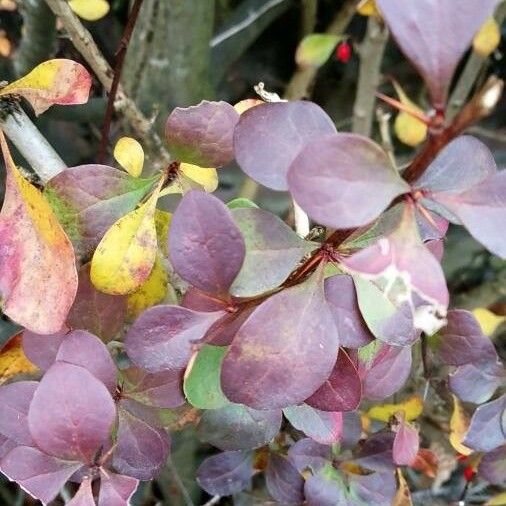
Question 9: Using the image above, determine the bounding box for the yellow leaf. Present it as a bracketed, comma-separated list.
[0, 334, 38, 384]
[449, 395, 472, 456]
[0, 59, 91, 115]
[486, 492, 506, 506]
[0, 29, 11, 57]
[234, 99, 264, 115]
[367, 395, 423, 422]
[68, 0, 110, 21]
[114, 137, 144, 178]
[357, 0, 381, 17]
[0, 131, 78, 333]
[0, 0, 17, 12]
[392, 81, 427, 147]
[473, 17, 501, 57]
[154, 209, 172, 256]
[472, 308, 505, 336]
[392, 469, 413, 506]
[160, 163, 218, 196]
[127, 255, 176, 318]
[90, 181, 162, 295]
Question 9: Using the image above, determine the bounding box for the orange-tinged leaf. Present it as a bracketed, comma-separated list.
[0, 132, 78, 333]
[0, 29, 11, 57]
[392, 81, 427, 147]
[367, 395, 423, 422]
[114, 136, 144, 178]
[357, 0, 381, 17]
[410, 448, 438, 478]
[449, 395, 472, 456]
[472, 307, 505, 336]
[0, 334, 38, 384]
[90, 180, 162, 295]
[473, 17, 501, 57]
[68, 0, 110, 21]
[233, 99, 264, 115]
[0, 59, 91, 115]
[392, 469, 413, 506]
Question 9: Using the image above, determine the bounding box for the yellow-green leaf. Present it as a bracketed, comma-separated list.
[127, 255, 176, 319]
[473, 17, 501, 57]
[486, 492, 506, 506]
[0, 59, 91, 115]
[90, 181, 162, 295]
[0, 132, 78, 333]
[472, 308, 505, 336]
[114, 136, 144, 178]
[393, 81, 427, 147]
[155, 209, 172, 256]
[68, 0, 110, 21]
[295, 33, 344, 68]
[357, 0, 381, 17]
[449, 395, 472, 456]
[367, 395, 423, 422]
[0, 334, 38, 384]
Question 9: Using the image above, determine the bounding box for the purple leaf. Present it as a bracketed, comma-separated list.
[393, 420, 419, 466]
[376, 0, 498, 108]
[304, 467, 348, 506]
[230, 207, 315, 296]
[169, 191, 245, 296]
[196, 450, 253, 496]
[56, 330, 117, 393]
[98, 470, 139, 506]
[463, 395, 506, 452]
[478, 445, 506, 486]
[287, 133, 409, 228]
[360, 343, 412, 401]
[45, 165, 155, 259]
[124, 304, 223, 373]
[28, 362, 116, 462]
[341, 412, 363, 449]
[122, 367, 185, 409]
[0, 446, 82, 505]
[112, 405, 170, 480]
[283, 404, 342, 445]
[287, 438, 331, 473]
[165, 100, 239, 167]
[450, 361, 505, 404]
[343, 204, 449, 338]
[234, 101, 336, 190]
[265, 453, 305, 504]
[182, 287, 228, 312]
[305, 349, 362, 412]
[349, 471, 396, 506]
[353, 430, 396, 472]
[197, 403, 282, 451]
[22, 327, 68, 371]
[0, 435, 17, 460]
[429, 170, 506, 258]
[204, 307, 255, 346]
[324, 275, 374, 348]
[67, 478, 95, 506]
[0, 381, 37, 446]
[221, 270, 339, 409]
[68, 264, 127, 341]
[437, 309, 498, 366]
[415, 137, 497, 193]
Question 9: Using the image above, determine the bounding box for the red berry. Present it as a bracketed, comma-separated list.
[463, 466, 475, 482]
[336, 42, 352, 63]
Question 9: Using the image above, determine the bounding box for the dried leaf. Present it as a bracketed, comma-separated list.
[392, 468, 413, 506]
[449, 395, 472, 456]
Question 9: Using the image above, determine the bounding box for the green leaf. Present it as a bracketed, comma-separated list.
[295, 34, 344, 68]
[184, 345, 229, 409]
[227, 198, 259, 209]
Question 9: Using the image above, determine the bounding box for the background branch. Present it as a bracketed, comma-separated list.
[352, 16, 388, 136]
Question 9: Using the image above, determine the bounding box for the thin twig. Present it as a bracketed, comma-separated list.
[352, 16, 389, 136]
[375, 107, 396, 167]
[44, 0, 169, 166]
[98, 0, 145, 162]
[202, 496, 221, 506]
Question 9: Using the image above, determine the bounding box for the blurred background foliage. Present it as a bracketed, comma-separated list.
[0, 0, 505, 504]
